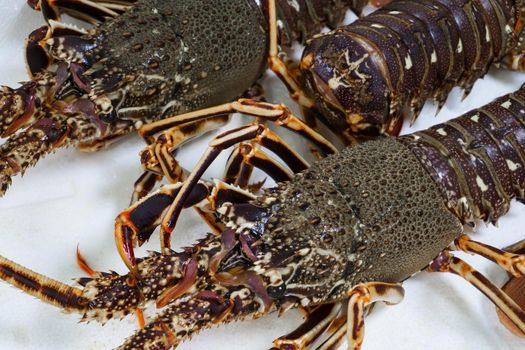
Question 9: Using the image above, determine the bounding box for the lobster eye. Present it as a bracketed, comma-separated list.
[266, 283, 286, 299]
[100, 109, 117, 123]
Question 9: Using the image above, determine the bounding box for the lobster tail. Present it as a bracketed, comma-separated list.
[261, 0, 367, 46]
[301, 0, 522, 135]
[400, 84, 525, 225]
[260, 0, 394, 48]
[0, 255, 88, 313]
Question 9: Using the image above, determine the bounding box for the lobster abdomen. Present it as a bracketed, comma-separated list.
[301, 0, 520, 134]
[400, 85, 525, 225]
[262, 0, 373, 45]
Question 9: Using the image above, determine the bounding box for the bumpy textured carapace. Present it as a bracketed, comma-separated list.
[301, 0, 525, 136]
[0, 0, 377, 195]
[2, 83, 525, 348]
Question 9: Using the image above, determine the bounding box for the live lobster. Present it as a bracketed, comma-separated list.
[1, 78, 525, 349]
[0, 0, 381, 196]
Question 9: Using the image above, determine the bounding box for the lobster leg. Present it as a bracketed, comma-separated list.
[222, 135, 310, 190]
[130, 172, 163, 205]
[115, 180, 256, 271]
[135, 99, 334, 203]
[314, 313, 349, 350]
[451, 235, 525, 336]
[132, 115, 231, 203]
[346, 282, 405, 350]
[28, 0, 136, 25]
[139, 99, 337, 155]
[223, 146, 256, 188]
[429, 251, 525, 335]
[481, 239, 525, 337]
[265, 0, 315, 110]
[225, 143, 296, 183]
[454, 234, 525, 277]
[271, 303, 347, 350]
[157, 114, 334, 252]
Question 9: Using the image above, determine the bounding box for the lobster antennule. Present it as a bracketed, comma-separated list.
[0, 255, 88, 313]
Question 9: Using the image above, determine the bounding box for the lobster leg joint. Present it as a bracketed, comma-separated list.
[454, 234, 525, 277]
[430, 251, 525, 335]
[347, 282, 405, 350]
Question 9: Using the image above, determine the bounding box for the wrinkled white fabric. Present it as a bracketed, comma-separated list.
[0, 3, 524, 350]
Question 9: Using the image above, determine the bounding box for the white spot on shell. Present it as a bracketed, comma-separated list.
[457, 39, 463, 53]
[371, 24, 384, 29]
[471, 114, 480, 122]
[476, 176, 488, 192]
[501, 100, 512, 109]
[328, 76, 348, 90]
[298, 248, 310, 256]
[287, 0, 300, 12]
[485, 25, 491, 42]
[431, 51, 437, 63]
[437, 128, 447, 136]
[506, 159, 521, 171]
[405, 54, 413, 70]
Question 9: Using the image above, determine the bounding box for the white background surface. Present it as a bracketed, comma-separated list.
[0, 2, 525, 349]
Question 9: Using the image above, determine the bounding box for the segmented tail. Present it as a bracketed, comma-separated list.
[261, 0, 380, 46]
[0, 255, 88, 313]
[400, 85, 525, 226]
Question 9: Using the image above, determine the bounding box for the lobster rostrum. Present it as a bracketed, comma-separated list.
[0, 0, 382, 196]
[3, 83, 525, 348]
[298, 0, 525, 136]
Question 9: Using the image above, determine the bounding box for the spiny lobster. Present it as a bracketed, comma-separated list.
[134, 0, 525, 209]
[1, 73, 525, 349]
[0, 0, 382, 196]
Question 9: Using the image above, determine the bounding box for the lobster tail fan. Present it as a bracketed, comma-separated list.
[0, 255, 88, 313]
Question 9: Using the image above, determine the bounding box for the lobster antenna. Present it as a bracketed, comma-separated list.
[0, 255, 88, 313]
